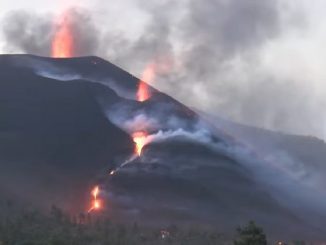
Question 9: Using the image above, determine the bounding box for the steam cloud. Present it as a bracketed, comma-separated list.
[1, 0, 325, 140]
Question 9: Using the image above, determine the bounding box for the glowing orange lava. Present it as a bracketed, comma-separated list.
[133, 131, 148, 156]
[137, 63, 156, 102]
[137, 82, 150, 102]
[51, 11, 74, 58]
[88, 185, 102, 213]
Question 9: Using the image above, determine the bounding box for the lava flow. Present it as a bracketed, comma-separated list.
[51, 11, 74, 58]
[133, 131, 148, 156]
[137, 63, 156, 102]
[88, 185, 102, 213]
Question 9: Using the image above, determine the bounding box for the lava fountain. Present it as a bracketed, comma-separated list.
[88, 185, 102, 213]
[134, 63, 157, 154]
[51, 11, 74, 58]
[137, 63, 156, 102]
[133, 131, 148, 156]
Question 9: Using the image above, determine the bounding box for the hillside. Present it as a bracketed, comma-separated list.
[0, 54, 325, 240]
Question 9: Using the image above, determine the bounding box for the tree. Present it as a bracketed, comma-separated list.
[234, 221, 267, 245]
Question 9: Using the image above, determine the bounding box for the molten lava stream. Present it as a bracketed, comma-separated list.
[133, 131, 148, 156]
[51, 11, 74, 58]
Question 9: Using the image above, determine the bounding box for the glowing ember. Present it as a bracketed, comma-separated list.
[137, 63, 156, 102]
[88, 185, 102, 213]
[51, 11, 74, 58]
[133, 131, 148, 156]
[93, 200, 101, 209]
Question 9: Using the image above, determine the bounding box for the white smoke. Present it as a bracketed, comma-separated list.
[22, 56, 139, 100]
[144, 128, 212, 145]
[116, 113, 160, 134]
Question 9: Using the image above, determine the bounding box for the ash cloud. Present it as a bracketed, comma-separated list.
[2, 8, 99, 57]
[2, 11, 53, 56]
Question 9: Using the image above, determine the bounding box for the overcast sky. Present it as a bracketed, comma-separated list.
[1, 0, 326, 140]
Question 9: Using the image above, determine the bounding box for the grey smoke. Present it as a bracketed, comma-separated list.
[2, 11, 52, 55]
[2, 8, 99, 56]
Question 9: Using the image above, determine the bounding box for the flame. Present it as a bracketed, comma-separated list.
[133, 131, 148, 156]
[88, 185, 102, 213]
[137, 63, 156, 102]
[51, 11, 74, 58]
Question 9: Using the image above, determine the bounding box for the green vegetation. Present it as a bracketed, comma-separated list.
[234, 221, 267, 245]
[0, 205, 229, 245]
[0, 204, 311, 245]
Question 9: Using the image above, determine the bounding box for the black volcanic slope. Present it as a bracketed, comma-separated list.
[0, 55, 133, 210]
[0, 54, 326, 239]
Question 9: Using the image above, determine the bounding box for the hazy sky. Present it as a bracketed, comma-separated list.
[1, 0, 326, 140]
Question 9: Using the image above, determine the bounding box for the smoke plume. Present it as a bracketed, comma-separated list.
[2, 8, 99, 57]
